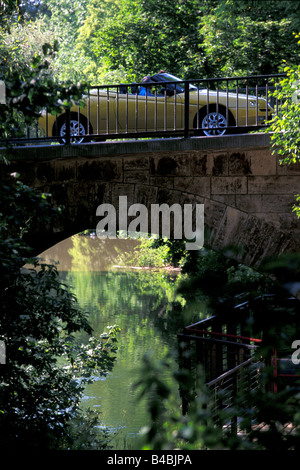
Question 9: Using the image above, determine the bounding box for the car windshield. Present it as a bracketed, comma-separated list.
[151, 73, 198, 93]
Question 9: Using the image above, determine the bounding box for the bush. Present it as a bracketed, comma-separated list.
[0, 174, 119, 449]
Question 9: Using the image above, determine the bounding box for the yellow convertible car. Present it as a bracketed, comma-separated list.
[38, 72, 273, 143]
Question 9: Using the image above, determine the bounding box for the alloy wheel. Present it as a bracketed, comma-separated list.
[202, 112, 227, 136]
[60, 119, 86, 143]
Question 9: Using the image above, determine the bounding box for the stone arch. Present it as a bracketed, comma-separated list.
[21, 179, 298, 270]
[2, 134, 300, 267]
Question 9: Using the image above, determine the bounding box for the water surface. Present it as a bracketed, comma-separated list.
[39, 235, 192, 449]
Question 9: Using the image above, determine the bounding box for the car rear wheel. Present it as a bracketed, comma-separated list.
[194, 106, 235, 137]
[53, 113, 93, 143]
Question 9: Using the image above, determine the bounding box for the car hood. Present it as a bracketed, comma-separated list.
[191, 89, 261, 100]
[189, 89, 271, 108]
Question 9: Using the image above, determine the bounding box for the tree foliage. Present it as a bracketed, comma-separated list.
[268, 66, 300, 164]
[263, 35, 300, 216]
[2, 0, 299, 84]
[78, 0, 300, 82]
[0, 2, 119, 450]
[0, 30, 87, 141]
[0, 175, 120, 449]
[136, 250, 300, 450]
[1, 0, 300, 452]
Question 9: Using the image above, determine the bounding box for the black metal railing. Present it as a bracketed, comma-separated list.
[207, 357, 262, 436]
[177, 309, 300, 440]
[178, 315, 260, 381]
[177, 315, 261, 415]
[1, 73, 287, 146]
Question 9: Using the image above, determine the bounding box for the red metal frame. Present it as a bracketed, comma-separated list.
[184, 326, 262, 344]
[183, 318, 300, 394]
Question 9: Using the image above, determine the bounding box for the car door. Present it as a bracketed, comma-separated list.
[116, 90, 184, 133]
[87, 88, 118, 134]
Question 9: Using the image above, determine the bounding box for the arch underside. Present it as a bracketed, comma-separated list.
[24, 192, 299, 270]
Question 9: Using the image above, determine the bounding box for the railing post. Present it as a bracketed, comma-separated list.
[65, 108, 70, 145]
[177, 333, 192, 415]
[231, 369, 238, 436]
[184, 83, 190, 138]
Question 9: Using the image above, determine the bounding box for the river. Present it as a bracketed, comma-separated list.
[38, 234, 206, 449]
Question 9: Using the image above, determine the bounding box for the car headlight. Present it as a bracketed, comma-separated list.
[249, 100, 256, 107]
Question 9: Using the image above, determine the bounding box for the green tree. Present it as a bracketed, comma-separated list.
[76, 0, 120, 82]
[0, 0, 92, 83]
[4, 0, 299, 85]
[0, 0, 21, 24]
[136, 250, 300, 450]
[200, 15, 295, 77]
[87, 0, 206, 82]
[0, 2, 119, 449]
[36, 0, 92, 82]
[0, 175, 120, 449]
[264, 34, 300, 216]
[82, 0, 300, 83]
[268, 65, 300, 165]
[0, 30, 87, 141]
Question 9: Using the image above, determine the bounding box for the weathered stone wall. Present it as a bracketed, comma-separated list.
[1, 134, 300, 267]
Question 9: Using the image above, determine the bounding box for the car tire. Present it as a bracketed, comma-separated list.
[194, 105, 235, 137]
[53, 113, 93, 143]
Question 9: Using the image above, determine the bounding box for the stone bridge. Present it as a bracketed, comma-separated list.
[1, 133, 300, 268]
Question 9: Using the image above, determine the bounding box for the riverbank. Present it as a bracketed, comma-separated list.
[112, 265, 182, 272]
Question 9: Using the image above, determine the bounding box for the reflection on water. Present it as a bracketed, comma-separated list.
[38, 235, 206, 450]
[37, 235, 141, 272]
[63, 269, 182, 449]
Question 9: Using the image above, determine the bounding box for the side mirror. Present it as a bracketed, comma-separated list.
[159, 85, 175, 97]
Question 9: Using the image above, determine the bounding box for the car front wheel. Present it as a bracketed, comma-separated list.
[201, 111, 227, 136]
[195, 106, 234, 137]
[53, 113, 92, 143]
